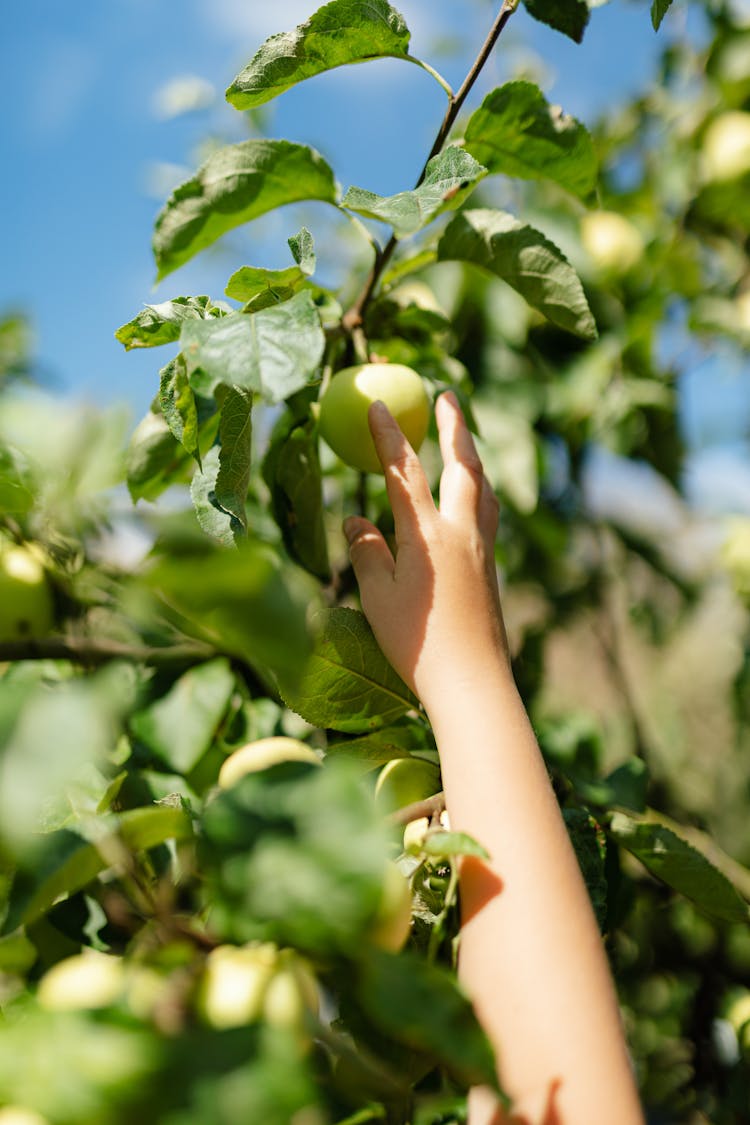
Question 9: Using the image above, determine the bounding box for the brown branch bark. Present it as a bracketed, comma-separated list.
[342, 0, 518, 335]
[0, 636, 216, 667]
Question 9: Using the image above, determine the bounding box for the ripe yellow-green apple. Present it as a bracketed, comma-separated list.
[721, 516, 750, 598]
[262, 954, 320, 1041]
[218, 737, 320, 788]
[374, 757, 441, 815]
[0, 539, 54, 641]
[736, 291, 750, 333]
[700, 111, 750, 182]
[197, 943, 279, 1029]
[318, 363, 431, 474]
[368, 861, 413, 952]
[726, 989, 750, 1040]
[580, 211, 644, 275]
[403, 815, 430, 851]
[37, 950, 124, 1011]
[0, 1109, 51, 1125]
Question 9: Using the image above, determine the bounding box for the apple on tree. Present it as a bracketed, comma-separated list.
[0, 537, 54, 641]
[374, 756, 441, 815]
[318, 363, 431, 474]
[368, 861, 413, 953]
[700, 110, 750, 183]
[580, 211, 644, 276]
[217, 736, 321, 788]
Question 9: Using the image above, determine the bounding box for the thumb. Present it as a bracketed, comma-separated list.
[343, 517, 395, 594]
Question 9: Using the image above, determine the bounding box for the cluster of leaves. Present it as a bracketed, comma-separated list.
[2, 0, 750, 1121]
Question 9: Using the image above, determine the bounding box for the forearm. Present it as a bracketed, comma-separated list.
[422, 660, 644, 1125]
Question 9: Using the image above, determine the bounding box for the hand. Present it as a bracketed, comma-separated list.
[343, 391, 509, 712]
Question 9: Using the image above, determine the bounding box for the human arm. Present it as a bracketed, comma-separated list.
[343, 393, 645, 1125]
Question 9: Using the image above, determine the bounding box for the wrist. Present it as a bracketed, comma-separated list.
[415, 647, 516, 725]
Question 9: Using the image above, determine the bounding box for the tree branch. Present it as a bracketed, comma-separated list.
[342, 0, 518, 335]
[388, 791, 446, 826]
[0, 636, 216, 667]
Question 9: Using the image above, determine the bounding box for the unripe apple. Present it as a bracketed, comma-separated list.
[580, 211, 644, 275]
[0, 539, 54, 641]
[721, 517, 750, 598]
[198, 943, 279, 1028]
[218, 737, 320, 788]
[374, 757, 441, 815]
[318, 363, 431, 474]
[37, 950, 124, 1011]
[0, 1109, 51, 1125]
[403, 815, 430, 851]
[700, 111, 750, 183]
[262, 955, 320, 1034]
[369, 861, 412, 953]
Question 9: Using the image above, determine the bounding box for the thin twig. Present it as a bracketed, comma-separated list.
[342, 0, 518, 334]
[388, 791, 446, 826]
[0, 636, 216, 667]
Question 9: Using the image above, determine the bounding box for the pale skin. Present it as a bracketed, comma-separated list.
[343, 393, 645, 1125]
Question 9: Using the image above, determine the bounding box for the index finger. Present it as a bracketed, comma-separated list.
[368, 400, 436, 546]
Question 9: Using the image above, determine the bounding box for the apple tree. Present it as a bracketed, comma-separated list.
[2, 0, 750, 1120]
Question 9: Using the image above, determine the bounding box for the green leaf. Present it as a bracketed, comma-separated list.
[609, 813, 750, 924]
[226, 230, 315, 308]
[463, 81, 597, 199]
[153, 140, 338, 280]
[651, 0, 674, 30]
[190, 446, 245, 547]
[262, 407, 330, 580]
[342, 148, 487, 238]
[200, 760, 393, 954]
[357, 949, 498, 1090]
[438, 209, 597, 340]
[130, 659, 236, 774]
[5, 806, 193, 930]
[522, 0, 590, 43]
[115, 295, 227, 350]
[146, 539, 313, 693]
[288, 226, 316, 273]
[282, 608, 418, 733]
[0, 444, 34, 516]
[215, 387, 253, 532]
[419, 830, 490, 861]
[126, 410, 189, 503]
[225, 266, 308, 308]
[0, 666, 134, 851]
[226, 0, 412, 110]
[563, 809, 608, 931]
[325, 724, 432, 771]
[159, 354, 200, 458]
[181, 291, 325, 404]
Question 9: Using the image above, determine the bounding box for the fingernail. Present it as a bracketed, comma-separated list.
[343, 517, 360, 544]
[369, 399, 390, 421]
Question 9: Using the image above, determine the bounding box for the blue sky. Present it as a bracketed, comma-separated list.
[2, 0, 692, 414]
[5, 0, 750, 517]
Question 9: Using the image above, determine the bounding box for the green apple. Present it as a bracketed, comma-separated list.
[218, 737, 320, 788]
[403, 815, 430, 851]
[374, 756, 441, 815]
[37, 951, 124, 1011]
[318, 363, 431, 474]
[369, 861, 413, 953]
[700, 111, 750, 183]
[262, 953, 320, 1039]
[0, 1109, 51, 1125]
[198, 943, 278, 1028]
[581, 211, 644, 275]
[721, 517, 750, 598]
[0, 539, 54, 641]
